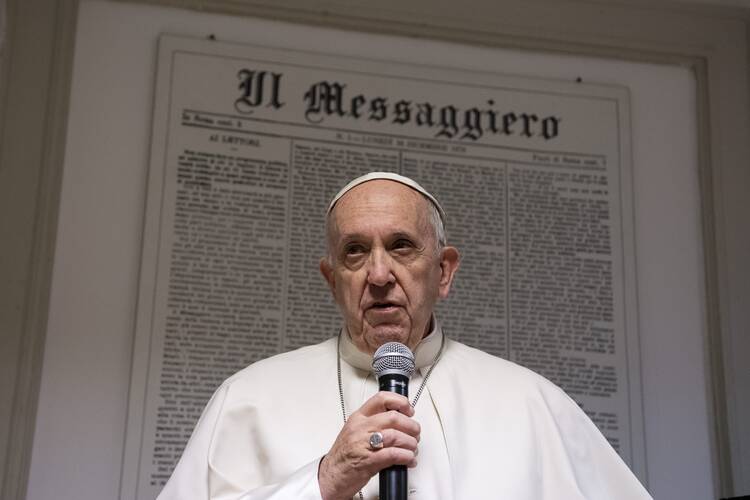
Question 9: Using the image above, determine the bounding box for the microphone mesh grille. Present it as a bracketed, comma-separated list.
[372, 342, 415, 378]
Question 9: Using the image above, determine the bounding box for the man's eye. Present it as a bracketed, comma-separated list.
[344, 244, 366, 256]
[391, 239, 414, 251]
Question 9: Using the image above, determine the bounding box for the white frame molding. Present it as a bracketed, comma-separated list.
[1, 0, 747, 498]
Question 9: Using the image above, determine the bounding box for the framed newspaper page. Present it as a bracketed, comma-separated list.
[121, 34, 645, 499]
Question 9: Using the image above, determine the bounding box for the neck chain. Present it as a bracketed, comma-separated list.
[336, 332, 446, 500]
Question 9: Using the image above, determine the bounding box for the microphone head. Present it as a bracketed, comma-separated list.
[372, 342, 415, 379]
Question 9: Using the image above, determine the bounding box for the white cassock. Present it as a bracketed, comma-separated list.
[158, 321, 653, 499]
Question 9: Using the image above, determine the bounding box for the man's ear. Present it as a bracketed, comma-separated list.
[437, 246, 460, 299]
[319, 257, 336, 296]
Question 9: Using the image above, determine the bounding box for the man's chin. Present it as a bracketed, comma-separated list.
[364, 327, 413, 353]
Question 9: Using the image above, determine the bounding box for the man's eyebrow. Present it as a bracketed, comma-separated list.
[390, 231, 417, 241]
[336, 233, 368, 246]
[335, 231, 418, 245]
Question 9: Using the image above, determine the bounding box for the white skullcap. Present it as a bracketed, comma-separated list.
[326, 171, 446, 223]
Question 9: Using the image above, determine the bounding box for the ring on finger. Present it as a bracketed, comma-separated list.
[369, 431, 384, 450]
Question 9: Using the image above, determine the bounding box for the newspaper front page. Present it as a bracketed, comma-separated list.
[121, 35, 645, 499]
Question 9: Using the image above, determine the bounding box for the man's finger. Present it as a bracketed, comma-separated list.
[368, 410, 421, 439]
[357, 391, 414, 417]
[367, 446, 418, 471]
[375, 429, 418, 452]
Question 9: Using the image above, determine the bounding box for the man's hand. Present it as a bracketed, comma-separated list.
[318, 392, 420, 500]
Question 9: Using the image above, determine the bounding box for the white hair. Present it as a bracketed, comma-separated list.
[426, 197, 446, 250]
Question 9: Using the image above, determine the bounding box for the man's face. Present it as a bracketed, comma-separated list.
[320, 180, 459, 355]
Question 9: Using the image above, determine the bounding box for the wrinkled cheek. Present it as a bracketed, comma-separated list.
[336, 294, 362, 322]
[337, 278, 365, 315]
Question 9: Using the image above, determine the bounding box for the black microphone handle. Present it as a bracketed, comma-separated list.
[378, 373, 409, 500]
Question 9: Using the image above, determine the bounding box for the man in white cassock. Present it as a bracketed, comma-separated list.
[158, 172, 653, 500]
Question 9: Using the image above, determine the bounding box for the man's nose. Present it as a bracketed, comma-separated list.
[366, 249, 395, 287]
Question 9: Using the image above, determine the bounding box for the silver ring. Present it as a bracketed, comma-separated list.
[369, 431, 384, 450]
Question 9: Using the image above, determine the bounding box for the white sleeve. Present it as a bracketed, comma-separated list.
[156, 383, 325, 500]
[159, 459, 323, 500]
[233, 460, 324, 500]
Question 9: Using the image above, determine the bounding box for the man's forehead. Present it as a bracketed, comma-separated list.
[326, 171, 446, 223]
[327, 182, 433, 246]
[335, 179, 422, 210]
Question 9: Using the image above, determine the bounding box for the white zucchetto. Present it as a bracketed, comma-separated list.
[326, 171, 446, 223]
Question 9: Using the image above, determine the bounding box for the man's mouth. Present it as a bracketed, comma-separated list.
[368, 302, 399, 311]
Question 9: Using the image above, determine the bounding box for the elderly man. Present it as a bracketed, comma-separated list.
[158, 172, 652, 499]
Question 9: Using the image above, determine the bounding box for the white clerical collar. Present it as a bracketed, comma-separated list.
[339, 318, 444, 372]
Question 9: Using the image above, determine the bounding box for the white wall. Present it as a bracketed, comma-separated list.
[26, 1, 714, 499]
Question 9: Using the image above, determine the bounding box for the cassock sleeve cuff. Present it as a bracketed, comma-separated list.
[234, 456, 325, 500]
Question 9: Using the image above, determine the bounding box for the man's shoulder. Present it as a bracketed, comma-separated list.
[442, 339, 571, 401]
[443, 339, 538, 378]
[222, 337, 337, 389]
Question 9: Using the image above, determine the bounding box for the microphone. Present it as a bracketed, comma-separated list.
[372, 342, 416, 500]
